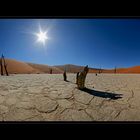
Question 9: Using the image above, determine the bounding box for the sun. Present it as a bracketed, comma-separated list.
[36, 31, 48, 45]
[35, 26, 49, 46]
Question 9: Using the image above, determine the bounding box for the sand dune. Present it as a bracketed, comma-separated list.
[101, 66, 140, 74]
[28, 63, 63, 74]
[55, 64, 100, 73]
[118, 66, 140, 73]
[0, 59, 40, 74]
[0, 59, 63, 74]
[85, 66, 140, 74]
[1, 58, 140, 74]
[55, 64, 85, 73]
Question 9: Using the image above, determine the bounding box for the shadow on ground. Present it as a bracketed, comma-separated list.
[80, 88, 123, 100]
[64, 80, 69, 82]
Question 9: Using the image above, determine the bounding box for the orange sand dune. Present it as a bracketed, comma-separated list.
[96, 66, 140, 74]
[1, 58, 140, 74]
[89, 69, 100, 73]
[55, 64, 100, 73]
[116, 66, 140, 73]
[55, 64, 140, 74]
[0, 59, 63, 74]
[0, 59, 40, 74]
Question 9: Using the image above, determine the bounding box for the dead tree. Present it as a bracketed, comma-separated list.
[77, 65, 89, 89]
[50, 68, 52, 74]
[63, 66, 67, 81]
[0, 56, 3, 75]
[76, 72, 79, 84]
[63, 71, 67, 81]
[1, 54, 9, 76]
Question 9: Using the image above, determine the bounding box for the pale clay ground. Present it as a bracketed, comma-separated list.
[0, 73, 140, 121]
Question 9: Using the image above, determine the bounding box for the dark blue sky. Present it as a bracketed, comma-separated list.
[0, 19, 140, 69]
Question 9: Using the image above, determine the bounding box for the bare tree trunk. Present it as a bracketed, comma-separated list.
[50, 68, 52, 74]
[76, 72, 79, 84]
[63, 66, 67, 81]
[77, 65, 89, 89]
[0, 56, 3, 76]
[4, 64, 9, 76]
[63, 71, 67, 81]
[2, 54, 9, 76]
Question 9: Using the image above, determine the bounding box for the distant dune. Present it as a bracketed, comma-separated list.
[55, 64, 140, 74]
[114, 66, 140, 73]
[27, 63, 63, 74]
[55, 64, 100, 73]
[0, 58, 140, 74]
[96, 66, 140, 74]
[55, 64, 85, 73]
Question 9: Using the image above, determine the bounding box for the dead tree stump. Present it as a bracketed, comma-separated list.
[63, 71, 67, 81]
[50, 69, 52, 74]
[76, 72, 79, 84]
[77, 65, 89, 89]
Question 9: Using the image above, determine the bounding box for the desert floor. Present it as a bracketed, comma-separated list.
[0, 74, 140, 121]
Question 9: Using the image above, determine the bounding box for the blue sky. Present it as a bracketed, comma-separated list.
[0, 19, 140, 69]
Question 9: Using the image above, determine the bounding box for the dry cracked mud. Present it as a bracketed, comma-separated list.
[0, 74, 140, 121]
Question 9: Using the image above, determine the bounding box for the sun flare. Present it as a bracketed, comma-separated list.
[35, 26, 49, 46]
